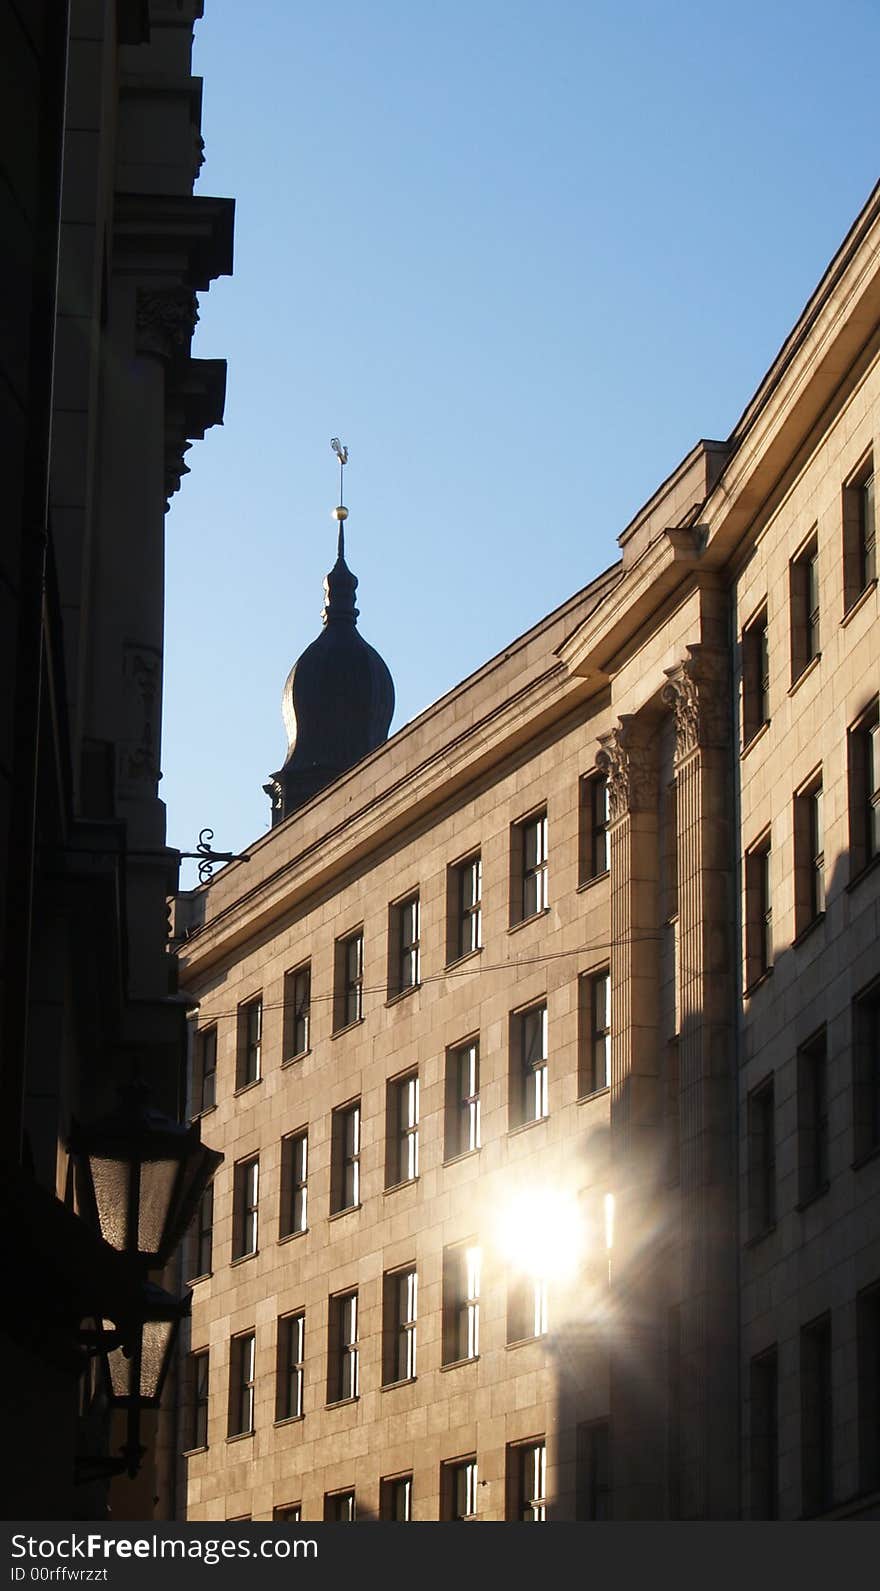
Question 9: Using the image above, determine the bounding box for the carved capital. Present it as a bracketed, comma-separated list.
[596, 716, 658, 821]
[661, 645, 729, 761]
[135, 287, 199, 359]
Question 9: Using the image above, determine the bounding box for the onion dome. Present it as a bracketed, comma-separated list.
[264, 501, 395, 824]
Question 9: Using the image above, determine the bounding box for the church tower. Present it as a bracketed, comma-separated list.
[264, 443, 395, 823]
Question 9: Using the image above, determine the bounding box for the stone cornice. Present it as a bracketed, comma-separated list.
[113, 192, 234, 288]
[557, 526, 701, 682]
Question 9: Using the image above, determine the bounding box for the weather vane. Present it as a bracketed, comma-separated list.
[330, 437, 348, 512]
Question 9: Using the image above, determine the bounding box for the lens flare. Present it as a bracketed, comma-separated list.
[493, 1186, 584, 1282]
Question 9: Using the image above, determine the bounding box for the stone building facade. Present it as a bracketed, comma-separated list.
[172, 183, 880, 1521]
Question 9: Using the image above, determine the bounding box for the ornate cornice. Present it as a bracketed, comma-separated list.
[596, 716, 658, 821]
[661, 645, 729, 761]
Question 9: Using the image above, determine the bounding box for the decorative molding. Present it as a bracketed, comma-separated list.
[118, 644, 162, 796]
[135, 287, 199, 359]
[661, 645, 729, 761]
[596, 716, 658, 821]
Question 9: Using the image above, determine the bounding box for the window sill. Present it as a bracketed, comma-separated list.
[386, 983, 420, 1008]
[846, 851, 880, 894]
[741, 720, 770, 759]
[230, 1249, 258, 1267]
[281, 1050, 310, 1069]
[331, 1017, 364, 1039]
[795, 1182, 830, 1212]
[442, 1148, 481, 1167]
[181, 1443, 209, 1459]
[384, 1176, 419, 1196]
[577, 1084, 610, 1105]
[278, 1228, 308, 1245]
[507, 1115, 549, 1138]
[273, 1414, 305, 1429]
[792, 912, 825, 949]
[744, 966, 774, 997]
[191, 1103, 217, 1122]
[788, 653, 821, 696]
[329, 1203, 362, 1222]
[381, 1377, 417, 1392]
[508, 907, 550, 936]
[842, 578, 878, 627]
[576, 870, 609, 895]
[744, 1222, 776, 1249]
[233, 1077, 262, 1098]
[852, 1143, 880, 1172]
[439, 1356, 479, 1373]
[225, 1431, 254, 1445]
[506, 1334, 547, 1350]
[445, 946, 483, 971]
[325, 1396, 359, 1410]
[185, 1270, 212, 1285]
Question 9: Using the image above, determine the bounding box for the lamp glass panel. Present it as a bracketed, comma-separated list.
[140, 1316, 175, 1401]
[106, 1341, 132, 1400]
[138, 1158, 178, 1255]
[90, 1157, 130, 1250]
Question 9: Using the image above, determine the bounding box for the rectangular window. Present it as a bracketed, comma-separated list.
[579, 774, 609, 883]
[275, 1312, 305, 1422]
[797, 1028, 829, 1204]
[801, 1313, 833, 1515]
[334, 929, 364, 1029]
[283, 963, 311, 1061]
[742, 605, 770, 745]
[794, 776, 824, 935]
[748, 1076, 775, 1236]
[853, 978, 880, 1161]
[279, 1129, 308, 1237]
[327, 1291, 359, 1403]
[386, 1072, 419, 1185]
[449, 853, 482, 960]
[442, 1457, 478, 1521]
[507, 1274, 548, 1343]
[324, 1491, 356, 1522]
[190, 1350, 209, 1450]
[382, 1266, 417, 1384]
[232, 1156, 259, 1260]
[330, 1101, 360, 1213]
[576, 1422, 610, 1520]
[380, 1474, 413, 1522]
[190, 1182, 213, 1279]
[508, 1439, 547, 1522]
[445, 1039, 480, 1159]
[745, 834, 772, 986]
[273, 1505, 301, 1523]
[848, 699, 880, 878]
[750, 1348, 778, 1519]
[579, 969, 611, 1095]
[228, 1331, 256, 1437]
[843, 458, 876, 610]
[857, 1281, 880, 1493]
[442, 1242, 481, 1364]
[390, 893, 420, 996]
[790, 532, 820, 684]
[517, 809, 548, 921]
[236, 996, 262, 1088]
[193, 1026, 217, 1114]
[512, 1002, 549, 1126]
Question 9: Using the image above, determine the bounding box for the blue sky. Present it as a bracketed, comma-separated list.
[163, 0, 880, 884]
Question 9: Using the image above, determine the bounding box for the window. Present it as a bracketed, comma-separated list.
[748, 1076, 775, 1236]
[853, 978, 880, 1161]
[801, 1314, 833, 1515]
[190, 1350, 209, 1450]
[507, 1273, 548, 1343]
[848, 699, 880, 877]
[389, 892, 420, 997]
[576, 1421, 610, 1520]
[511, 1002, 548, 1126]
[750, 1348, 778, 1519]
[327, 1291, 359, 1403]
[273, 1505, 301, 1523]
[386, 1072, 419, 1185]
[745, 834, 772, 986]
[380, 1474, 413, 1521]
[508, 1439, 546, 1521]
[324, 1490, 356, 1522]
[579, 774, 609, 883]
[857, 1282, 880, 1493]
[190, 1182, 213, 1279]
[228, 1331, 255, 1437]
[232, 1156, 259, 1259]
[283, 963, 311, 1060]
[790, 533, 820, 683]
[442, 1457, 478, 1521]
[442, 1242, 481, 1364]
[514, 809, 548, 922]
[579, 970, 611, 1096]
[334, 929, 364, 1029]
[193, 1026, 217, 1114]
[330, 1101, 360, 1213]
[275, 1312, 305, 1421]
[449, 853, 482, 960]
[742, 606, 769, 745]
[382, 1266, 417, 1384]
[794, 777, 824, 935]
[843, 457, 876, 610]
[280, 1129, 308, 1237]
[236, 996, 262, 1088]
[797, 1028, 829, 1204]
[444, 1039, 480, 1158]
